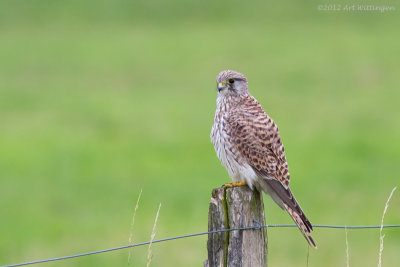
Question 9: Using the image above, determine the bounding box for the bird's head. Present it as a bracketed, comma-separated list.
[216, 70, 248, 96]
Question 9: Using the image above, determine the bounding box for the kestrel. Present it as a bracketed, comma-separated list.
[211, 70, 316, 247]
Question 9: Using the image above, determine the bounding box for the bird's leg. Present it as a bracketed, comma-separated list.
[224, 181, 248, 188]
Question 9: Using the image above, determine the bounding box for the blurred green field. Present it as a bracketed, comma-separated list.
[1, 1, 400, 266]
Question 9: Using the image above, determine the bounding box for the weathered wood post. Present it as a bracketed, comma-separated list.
[204, 186, 267, 267]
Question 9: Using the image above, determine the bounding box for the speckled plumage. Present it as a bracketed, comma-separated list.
[211, 70, 316, 247]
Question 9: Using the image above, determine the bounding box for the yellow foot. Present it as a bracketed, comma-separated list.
[224, 181, 248, 188]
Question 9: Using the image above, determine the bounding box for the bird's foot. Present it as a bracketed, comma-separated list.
[224, 181, 248, 188]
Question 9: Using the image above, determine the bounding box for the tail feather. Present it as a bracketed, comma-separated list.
[283, 203, 317, 248]
[256, 178, 317, 247]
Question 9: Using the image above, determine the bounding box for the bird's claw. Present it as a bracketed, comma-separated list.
[223, 181, 248, 188]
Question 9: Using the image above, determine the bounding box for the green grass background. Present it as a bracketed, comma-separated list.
[1, 1, 399, 266]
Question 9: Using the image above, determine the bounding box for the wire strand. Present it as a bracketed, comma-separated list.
[2, 224, 400, 267]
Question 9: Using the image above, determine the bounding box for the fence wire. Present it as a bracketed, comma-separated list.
[2, 224, 400, 267]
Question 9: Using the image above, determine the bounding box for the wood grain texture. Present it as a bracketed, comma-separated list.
[205, 186, 267, 267]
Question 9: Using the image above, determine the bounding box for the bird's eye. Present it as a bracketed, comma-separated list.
[228, 79, 235, 84]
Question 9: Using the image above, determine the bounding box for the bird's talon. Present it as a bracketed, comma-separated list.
[224, 182, 248, 188]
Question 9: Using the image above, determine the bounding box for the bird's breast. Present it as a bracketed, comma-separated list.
[211, 101, 241, 181]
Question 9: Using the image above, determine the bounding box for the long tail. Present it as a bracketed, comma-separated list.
[257, 178, 317, 247]
[283, 202, 316, 248]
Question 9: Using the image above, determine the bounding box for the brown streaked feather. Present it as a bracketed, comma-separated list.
[284, 203, 316, 247]
[263, 178, 313, 230]
[227, 95, 290, 187]
[227, 94, 315, 246]
[261, 179, 299, 216]
[212, 70, 316, 247]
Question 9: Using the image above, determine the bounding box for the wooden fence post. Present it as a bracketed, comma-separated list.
[204, 186, 267, 267]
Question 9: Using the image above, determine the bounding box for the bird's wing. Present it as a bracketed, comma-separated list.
[227, 96, 315, 247]
[227, 96, 290, 186]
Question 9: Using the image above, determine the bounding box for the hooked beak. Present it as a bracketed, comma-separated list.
[217, 82, 226, 92]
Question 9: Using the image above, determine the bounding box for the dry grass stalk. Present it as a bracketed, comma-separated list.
[128, 189, 143, 264]
[345, 226, 349, 267]
[378, 187, 396, 267]
[146, 203, 162, 267]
